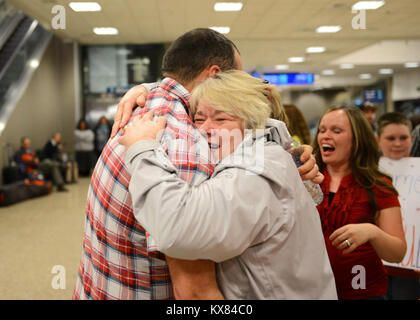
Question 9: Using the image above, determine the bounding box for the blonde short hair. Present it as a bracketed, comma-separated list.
[190, 70, 286, 130]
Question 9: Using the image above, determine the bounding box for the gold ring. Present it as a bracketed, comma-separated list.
[345, 239, 351, 248]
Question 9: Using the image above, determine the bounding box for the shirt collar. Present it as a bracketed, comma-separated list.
[160, 77, 191, 116]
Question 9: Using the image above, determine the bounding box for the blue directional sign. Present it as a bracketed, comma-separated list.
[251, 72, 314, 85]
[363, 89, 384, 103]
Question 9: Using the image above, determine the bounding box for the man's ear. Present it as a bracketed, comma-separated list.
[207, 65, 221, 78]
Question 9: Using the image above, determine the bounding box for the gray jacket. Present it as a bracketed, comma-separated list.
[124, 120, 337, 300]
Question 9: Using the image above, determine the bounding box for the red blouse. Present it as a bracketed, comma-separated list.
[317, 170, 400, 300]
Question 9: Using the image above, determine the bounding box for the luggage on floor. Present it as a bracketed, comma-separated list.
[2, 142, 25, 184]
[2, 165, 25, 184]
[0, 180, 51, 207]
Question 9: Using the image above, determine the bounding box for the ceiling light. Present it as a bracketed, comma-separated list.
[288, 57, 304, 63]
[322, 70, 335, 75]
[352, 1, 385, 11]
[275, 64, 289, 70]
[69, 2, 101, 12]
[340, 64, 355, 69]
[209, 26, 230, 34]
[316, 26, 341, 33]
[214, 2, 243, 11]
[404, 62, 419, 68]
[306, 46, 326, 53]
[29, 59, 39, 68]
[117, 49, 132, 55]
[93, 27, 119, 35]
[359, 73, 372, 79]
[379, 68, 393, 74]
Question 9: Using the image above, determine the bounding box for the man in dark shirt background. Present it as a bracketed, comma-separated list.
[40, 132, 78, 185]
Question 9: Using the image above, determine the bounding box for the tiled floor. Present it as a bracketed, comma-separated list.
[0, 177, 90, 300]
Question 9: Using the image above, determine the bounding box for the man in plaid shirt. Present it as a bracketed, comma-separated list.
[73, 28, 242, 300]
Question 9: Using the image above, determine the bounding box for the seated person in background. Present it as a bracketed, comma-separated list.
[13, 137, 40, 180]
[376, 112, 420, 300]
[13, 137, 62, 191]
[283, 104, 311, 145]
[41, 132, 78, 183]
[119, 70, 337, 299]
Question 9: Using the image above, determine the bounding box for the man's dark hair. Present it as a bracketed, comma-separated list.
[161, 28, 239, 83]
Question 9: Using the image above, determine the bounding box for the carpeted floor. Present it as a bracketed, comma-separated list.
[0, 177, 90, 300]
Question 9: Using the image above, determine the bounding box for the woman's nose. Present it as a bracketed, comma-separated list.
[199, 119, 214, 134]
[318, 131, 328, 139]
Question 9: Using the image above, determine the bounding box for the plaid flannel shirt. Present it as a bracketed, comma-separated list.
[73, 78, 215, 300]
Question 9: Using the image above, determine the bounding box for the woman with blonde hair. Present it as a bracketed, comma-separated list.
[313, 106, 406, 300]
[119, 70, 337, 299]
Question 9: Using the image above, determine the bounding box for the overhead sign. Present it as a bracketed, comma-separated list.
[252, 72, 314, 85]
[363, 89, 384, 103]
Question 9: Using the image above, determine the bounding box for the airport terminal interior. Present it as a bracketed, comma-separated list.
[0, 0, 419, 300]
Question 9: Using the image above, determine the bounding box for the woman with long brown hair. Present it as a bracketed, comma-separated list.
[313, 106, 406, 300]
[283, 104, 311, 145]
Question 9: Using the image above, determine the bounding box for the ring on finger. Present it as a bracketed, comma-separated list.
[344, 239, 351, 248]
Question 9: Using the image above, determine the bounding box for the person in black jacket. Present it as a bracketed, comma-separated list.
[41, 132, 78, 184]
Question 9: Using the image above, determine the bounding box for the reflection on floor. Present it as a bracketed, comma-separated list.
[0, 177, 90, 300]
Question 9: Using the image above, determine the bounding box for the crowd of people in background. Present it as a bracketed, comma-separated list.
[3, 116, 112, 199]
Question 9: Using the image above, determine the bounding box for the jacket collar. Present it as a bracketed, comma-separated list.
[213, 118, 291, 175]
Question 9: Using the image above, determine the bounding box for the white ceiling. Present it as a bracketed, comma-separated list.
[6, 0, 420, 87]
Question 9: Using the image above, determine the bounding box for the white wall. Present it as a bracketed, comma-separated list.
[293, 93, 328, 124]
[392, 70, 420, 101]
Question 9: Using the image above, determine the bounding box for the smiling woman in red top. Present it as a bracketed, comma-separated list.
[313, 106, 407, 300]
